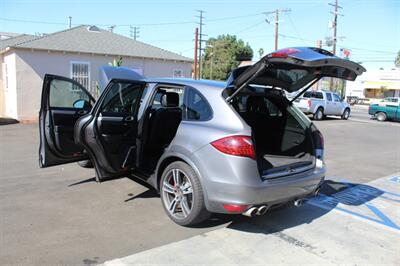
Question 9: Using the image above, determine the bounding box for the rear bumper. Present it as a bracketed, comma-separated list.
[191, 145, 326, 214]
[205, 167, 325, 213]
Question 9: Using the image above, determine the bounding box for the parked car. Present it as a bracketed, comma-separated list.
[293, 90, 351, 120]
[368, 98, 400, 122]
[39, 47, 365, 226]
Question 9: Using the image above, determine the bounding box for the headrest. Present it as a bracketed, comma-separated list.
[161, 92, 180, 107]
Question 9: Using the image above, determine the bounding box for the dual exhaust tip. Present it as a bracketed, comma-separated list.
[242, 205, 269, 217]
[242, 198, 305, 217]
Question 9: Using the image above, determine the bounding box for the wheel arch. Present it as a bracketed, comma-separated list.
[155, 153, 207, 197]
[314, 105, 324, 113]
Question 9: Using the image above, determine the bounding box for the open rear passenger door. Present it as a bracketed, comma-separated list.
[39, 74, 95, 167]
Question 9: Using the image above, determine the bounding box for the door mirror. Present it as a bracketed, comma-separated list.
[73, 99, 92, 110]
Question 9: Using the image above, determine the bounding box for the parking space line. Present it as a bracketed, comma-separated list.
[307, 173, 400, 233]
[349, 118, 400, 127]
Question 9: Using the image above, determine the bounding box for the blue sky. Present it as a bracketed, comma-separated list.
[1, 0, 399, 71]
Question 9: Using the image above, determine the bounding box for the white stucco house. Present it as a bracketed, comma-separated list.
[0, 25, 192, 122]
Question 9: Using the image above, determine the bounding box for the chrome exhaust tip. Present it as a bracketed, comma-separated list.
[294, 199, 304, 207]
[242, 207, 258, 217]
[257, 205, 268, 215]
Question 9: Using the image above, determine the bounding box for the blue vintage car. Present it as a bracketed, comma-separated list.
[368, 97, 400, 122]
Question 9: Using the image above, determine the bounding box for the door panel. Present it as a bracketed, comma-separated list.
[82, 80, 146, 179]
[39, 74, 95, 168]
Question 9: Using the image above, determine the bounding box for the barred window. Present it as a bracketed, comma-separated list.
[71, 62, 90, 89]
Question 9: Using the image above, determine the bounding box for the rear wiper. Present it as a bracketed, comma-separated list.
[289, 77, 321, 103]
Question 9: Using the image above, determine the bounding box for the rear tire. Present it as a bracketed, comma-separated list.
[160, 161, 210, 226]
[376, 112, 387, 122]
[77, 159, 93, 168]
[341, 108, 350, 120]
[313, 107, 324, 120]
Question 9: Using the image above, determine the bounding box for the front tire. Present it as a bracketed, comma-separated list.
[160, 161, 210, 226]
[341, 108, 350, 120]
[376, 112, 387, 122]
[313, 107, 324, 120]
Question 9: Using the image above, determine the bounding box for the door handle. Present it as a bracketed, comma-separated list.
[77, 109, 88, 115]
[124, 116, 134, 122]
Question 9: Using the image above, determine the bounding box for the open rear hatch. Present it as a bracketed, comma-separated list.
[225, 47, 365, 178]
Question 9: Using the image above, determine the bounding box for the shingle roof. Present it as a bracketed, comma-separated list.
[0, 34, 39, 51]
[0, 25, 192, 62]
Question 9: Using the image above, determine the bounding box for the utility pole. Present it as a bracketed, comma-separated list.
[194, 28, 199, 79]
[329, 0, 342, 55]
[130, 26, 140, 40]
[68, 16, 72, 29]
[196, 10, 205, 79]
[133, 26, 140, 40]
[264, 9, 291, 50]
[329, 0, 343, 91]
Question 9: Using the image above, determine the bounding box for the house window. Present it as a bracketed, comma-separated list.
[173, 69, 183, 78]
[71, 61, 90, 89]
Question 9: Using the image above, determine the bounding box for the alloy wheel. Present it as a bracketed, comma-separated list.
[161, 168, 194, 219]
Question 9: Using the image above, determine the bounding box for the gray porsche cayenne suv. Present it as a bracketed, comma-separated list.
[39, 47, 365, 226]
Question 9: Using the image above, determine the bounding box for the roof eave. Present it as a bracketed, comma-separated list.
[9, 46, 193, 63]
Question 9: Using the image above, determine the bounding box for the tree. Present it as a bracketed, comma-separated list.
[202, 35, 253, 80]
[109, 56, 123, 67]
[395, 51, 400, 67]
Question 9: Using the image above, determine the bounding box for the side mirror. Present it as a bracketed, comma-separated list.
[73, 99, 92, 110]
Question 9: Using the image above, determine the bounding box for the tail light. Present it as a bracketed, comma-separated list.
[223, 204, 249, 213]
[211, 135, 256, 160]
[269, 48, 300, 58]
[307, 99, 312, 108]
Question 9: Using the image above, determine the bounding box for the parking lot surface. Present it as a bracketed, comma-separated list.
[0, 108, 399, 265]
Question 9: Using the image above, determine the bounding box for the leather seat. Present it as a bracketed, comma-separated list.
[145, 92, 182, 160]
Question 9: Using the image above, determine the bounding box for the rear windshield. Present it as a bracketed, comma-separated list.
[231, 91, 312, 129]
[303, 91, 324, 99]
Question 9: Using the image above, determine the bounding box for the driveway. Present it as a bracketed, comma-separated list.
[0, 115, 399, 265]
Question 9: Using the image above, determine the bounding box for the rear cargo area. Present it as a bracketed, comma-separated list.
[231, 89, 314, 177]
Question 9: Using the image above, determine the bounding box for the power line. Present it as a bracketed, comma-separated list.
[0, 13, 265, 28]
[285, 13, 306, 45]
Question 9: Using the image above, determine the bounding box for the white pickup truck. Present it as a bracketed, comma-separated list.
[293, 90, 351, 120]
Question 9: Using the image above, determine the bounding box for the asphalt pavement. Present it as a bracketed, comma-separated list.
[0, 110, 399, 265]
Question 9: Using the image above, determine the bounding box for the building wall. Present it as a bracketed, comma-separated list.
[2, 52, 18, 118]
[0, 54, 4, 117]
[11, 49, 191, 121]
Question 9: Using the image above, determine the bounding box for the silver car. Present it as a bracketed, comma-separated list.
[294, 90, 351, 120]
[39, 47, 365, 226]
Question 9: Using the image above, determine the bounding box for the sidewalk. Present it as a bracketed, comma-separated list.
[102, 173, 400, 266]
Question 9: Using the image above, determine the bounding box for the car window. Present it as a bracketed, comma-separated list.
[326, 93, 332, 101]
[184, 87, 212, 121]
[232, 94, 283, 117]
[151, 86, 184, 110]
[333, 94, 341, 102]
[303, 91, 323, 99]
[49, 79, 92, 108]
[100, 82, 143, 114]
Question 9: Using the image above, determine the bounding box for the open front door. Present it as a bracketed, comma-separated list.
[39, 74, 95, 167]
